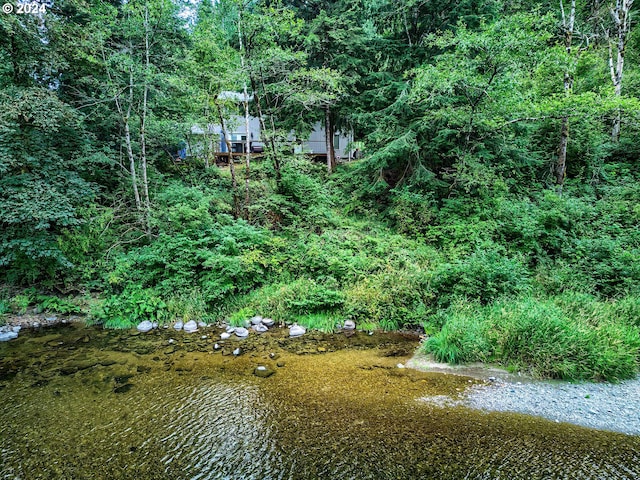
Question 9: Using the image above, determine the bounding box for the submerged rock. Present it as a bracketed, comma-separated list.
[0, 332, 18, 342]
[136, 321, 153, 333]
[253, 365, 275, 378]
[289, 324, 306, 337]
[234, 327, 249, 338]
[183, 321, 198, 333]
[113, 383, 134, 394]
[173, 322, 184, 331]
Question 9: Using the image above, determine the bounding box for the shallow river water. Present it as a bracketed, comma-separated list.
[1, 324, 639, 479]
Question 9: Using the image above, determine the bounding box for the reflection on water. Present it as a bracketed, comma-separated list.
[0, 324, 639, 479]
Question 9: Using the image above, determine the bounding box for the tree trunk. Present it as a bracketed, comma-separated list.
[124, 118, 141, 210]
[325, 106, 335, 173]
[125, 65, 141, 210]
[251, 74, 281, 187]
[556, 116, 569, 189]
[216, 101, 238, 218]
[556, 0, 576, 194]
[140, 2, 151, 233]
[608, 0, 634, 141]
[238, 18, 251, 216]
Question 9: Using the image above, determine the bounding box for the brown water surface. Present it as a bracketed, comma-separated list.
[0, 324, 638, 479]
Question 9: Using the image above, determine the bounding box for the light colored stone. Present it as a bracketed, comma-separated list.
[136, 321, 153, 333]
[11, 325, 21, 333]
[262, 318, 275, 327]
[254, 365, 275, 378]
[183, 320, 198, 333]
[343, 320, 356, 330]
[235, 327, 249, 338]
[225, 326, 236, 333]
[233, 347, 242, 356]
[173, 322, 184, 331]
[250, 316, 263, 325]
[198, 321, 207, 328]
[0, 332, 18, 342]
[152, 322, 158, 329]
[253, 324, 268, 333]
[220, 332, 231, 340]
[289, 324, 306, 337]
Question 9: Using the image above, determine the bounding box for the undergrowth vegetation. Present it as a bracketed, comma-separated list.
[3, 158, 639, 381]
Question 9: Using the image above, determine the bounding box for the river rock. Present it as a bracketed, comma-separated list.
[226, 326, 236, 334]
[152, 322, 158, 329]
[11, 326, 21, 333]
[262, 318, 275, 327]
[220, 332, 231, 340]
[0, 332, 18, 342]
[173, 321, 184, 331]
[233, 347, 242, 356]
[198, 321, 208, 328]
[213, 343, 221, 351]
[253, 365, 275, 378]
[289, 324, 306, 337]
[343, 320, 356, 330]
[136, 321, 154, 333]
[253, 324, 268, 333]
[183, 321, 198, 333]
[234, 327, 249, 338]
[250, 316, 263, 325]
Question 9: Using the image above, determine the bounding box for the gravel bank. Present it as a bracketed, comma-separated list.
[464, 377, 640, 436]
[408, 354, 640, 436]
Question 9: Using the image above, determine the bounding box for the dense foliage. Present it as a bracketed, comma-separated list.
[1, 0, 639, 380]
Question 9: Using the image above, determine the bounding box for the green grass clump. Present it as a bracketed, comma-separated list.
[295, 313, 339, 332]
[423, 296, 640, 381]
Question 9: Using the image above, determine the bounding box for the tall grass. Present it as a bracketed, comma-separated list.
[423, 295, 640, 381]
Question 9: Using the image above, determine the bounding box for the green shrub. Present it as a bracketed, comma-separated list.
[90, 288, 169, 329]
[35, 295, 82, 315]
[344, 269, 431, 330]
[430, 249, 530, 306]
[229, 278, 345, 323]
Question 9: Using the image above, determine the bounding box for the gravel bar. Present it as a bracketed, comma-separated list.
[464, 377, 640, 436]
[408, 355, 640, 436]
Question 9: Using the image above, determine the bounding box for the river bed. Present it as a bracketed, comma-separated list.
[1, 324, 639, 479]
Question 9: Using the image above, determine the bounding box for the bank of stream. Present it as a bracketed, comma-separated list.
[1, 323, 639, 479]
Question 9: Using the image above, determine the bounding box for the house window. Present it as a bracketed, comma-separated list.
[334, 133, 340, 149]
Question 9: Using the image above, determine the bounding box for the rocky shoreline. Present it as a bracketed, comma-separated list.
[409, 353, 640, 436]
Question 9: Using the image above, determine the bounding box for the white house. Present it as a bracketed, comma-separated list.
[189, 93, 354, 161]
